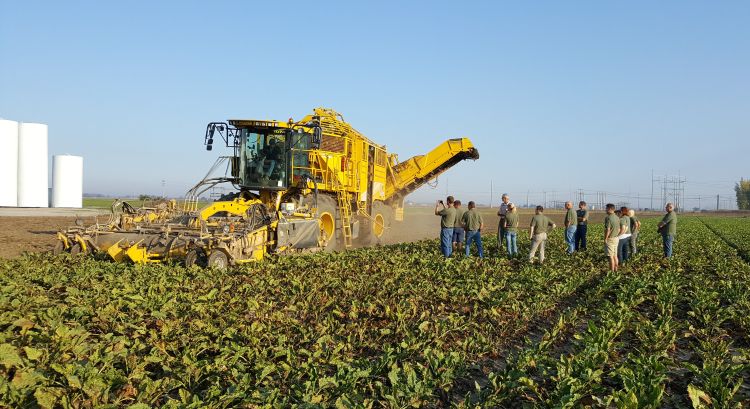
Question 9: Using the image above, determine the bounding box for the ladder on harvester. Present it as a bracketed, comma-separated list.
[336, 189, 353, 248]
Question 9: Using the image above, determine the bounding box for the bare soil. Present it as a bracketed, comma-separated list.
[0, 206, 662, 259]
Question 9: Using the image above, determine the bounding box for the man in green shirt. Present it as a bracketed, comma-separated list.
[452, 200, 466, 253]
[503, 202, 520, 257]
[528, 206, 556, 264]
[564, 201, 577, 255]
[628, 209, 641, 255]
[657, 202, 677, 258]
[575, 201, 589, 251]
[462, 201, 484, 258]
[604, 203, 620, 272]
[435, 196, 456, 257]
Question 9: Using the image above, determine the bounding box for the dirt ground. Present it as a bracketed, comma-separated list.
[0, 209, 108, 259]
[0, 206, 664, 259]
[0, 206, 502, 259]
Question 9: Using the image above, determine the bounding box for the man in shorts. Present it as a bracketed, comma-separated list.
[604, 203, 620, 272]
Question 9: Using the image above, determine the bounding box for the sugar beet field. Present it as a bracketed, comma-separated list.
[1, 216, 749, 408]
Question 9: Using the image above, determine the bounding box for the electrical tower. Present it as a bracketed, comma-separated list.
[651, 174, 686, 211]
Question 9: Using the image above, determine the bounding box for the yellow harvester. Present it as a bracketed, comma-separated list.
[55, 108, 479, 267]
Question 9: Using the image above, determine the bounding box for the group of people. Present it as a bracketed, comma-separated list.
[436, 193, 679, 269]
[434, 196, 485, 258]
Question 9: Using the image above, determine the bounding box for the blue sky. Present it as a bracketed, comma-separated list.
[1, 1, 748, 209]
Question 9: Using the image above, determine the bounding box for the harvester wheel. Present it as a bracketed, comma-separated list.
[358, 201, 392, 245]
[207, 250, 229, 269]
[53, 241, 65, 255]
[184, 249, 207, 268]
[316, 195, 342, 251]
[70, 243, 83, 256]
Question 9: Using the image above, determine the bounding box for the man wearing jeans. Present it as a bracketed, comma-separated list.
[528, 206, 556, 264]
[435, 196, 456, 257]
[658, 202, 677, 258]
[496, 194, 510, 254]
[575, 201, 589, 251]
[452, 200, 466, 253]
[504, 202, 519, 257]
[564, 201, 577, 255]
[463, 201, 484, 258]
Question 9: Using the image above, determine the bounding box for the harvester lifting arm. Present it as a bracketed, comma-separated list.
[384, 138, 479, 201]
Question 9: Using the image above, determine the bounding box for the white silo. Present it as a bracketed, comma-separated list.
[52, 155, 83, 208]
[0, 119, 19, 207]
[17, 123, 49, 207]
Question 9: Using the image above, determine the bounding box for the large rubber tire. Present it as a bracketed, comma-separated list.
[207, 250, 229, 269]
[358, 201, 392, 245]
[185, 249, 207, 268]
[316, 194, 342, 251]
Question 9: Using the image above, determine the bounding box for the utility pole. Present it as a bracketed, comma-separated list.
[526, 190, 529, 208]
[489, 180, 493, 208]
[717, 194, 720, 211]
[651, 169, 654, 210]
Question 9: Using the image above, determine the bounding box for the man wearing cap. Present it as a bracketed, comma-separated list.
[563, 201, 577, 255]
[496, 194, 510, 254]
[657, 202, 677, 258]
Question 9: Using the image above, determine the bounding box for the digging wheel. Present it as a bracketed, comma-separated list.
[184, 249, 207, 268]
[207, 250, 229, 269]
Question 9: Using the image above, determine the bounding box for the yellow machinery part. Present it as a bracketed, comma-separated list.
[125, 240, 160, 263]
[106, 240, 126, 262]
[199, 198, 258, 221]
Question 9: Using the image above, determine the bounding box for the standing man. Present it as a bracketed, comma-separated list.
[657, 202, 677, 258]
[497, 194, 510, 254]
[435, 196, 456, 257]
[452, 200, 466, 253]
[463, 201, 484, 258]
[628, 209, 641, 255]
[575, 201, 589, 251]
[504, 202, 519, 257]
[618, 207, 632, 264]
[564, 201, 577, 255]
[604, 203, 620, 272]
[528, 206, 556, 264]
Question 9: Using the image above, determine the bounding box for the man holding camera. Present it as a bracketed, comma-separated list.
[435, 196, 456, 257]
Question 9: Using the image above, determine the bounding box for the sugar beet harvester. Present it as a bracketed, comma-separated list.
[55, 108, 479, 267]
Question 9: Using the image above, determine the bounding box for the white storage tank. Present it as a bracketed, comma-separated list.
[0, 119, 19, 207]
[17, 123, 49, 207]
[52, 155, 83, 208]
